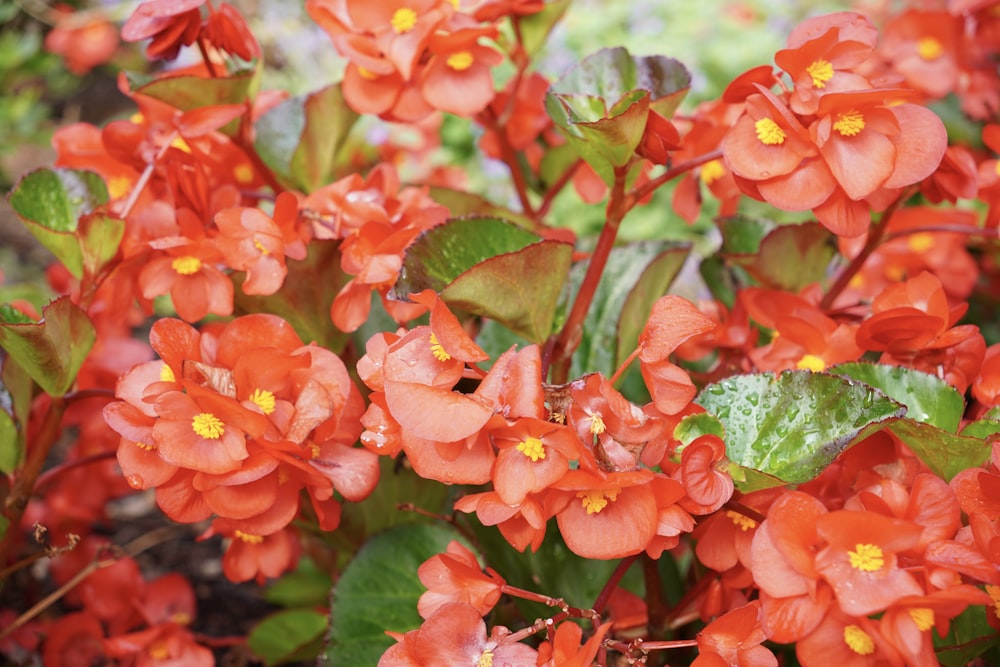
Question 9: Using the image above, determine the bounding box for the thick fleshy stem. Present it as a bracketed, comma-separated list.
[818, 186, 915, 312]
[549, 164, 630, 383]
[0, 396, 67, 568]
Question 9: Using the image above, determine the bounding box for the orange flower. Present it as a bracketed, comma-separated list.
[796, 609, 902, 667]
[693, 601, 777, 667]
[421, 26, 503, 116]
[553, 468, 658, 559]
[44, 9, 119, 75]
[121, 0, 205, 61]
[880, 9, 961, 99]
[417, 541, 505, 619]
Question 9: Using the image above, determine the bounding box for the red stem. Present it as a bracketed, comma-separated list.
[628, 149, 723, 206]
[549, 165, 630, 383]
[483, 107, 537, 219]
[818, 186, 913, 312]
[592, 554, 639, 615]
[0, 397, 68, 569]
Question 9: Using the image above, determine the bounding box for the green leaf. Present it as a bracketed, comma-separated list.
[828, 363, 964, 432]
[517, 0, 572, 56]
[127, 68, 259, 114]
[233, 240, 348, 352]
[248, 608, 328, 666]
[77, 212, 125, 277]
[255, 84, 358, 193]
[674, 412, 725, 445]
[738, 222, 836, 291]
[7, 168, 109, 278]
[0, 297, 96, 396]
[264, 559, 332, 608]
[717, 216, 774, 255]
[334, 457, 450, 554]
[615, 243, 691, 369]
[566, 241, 689, 380]
[888, 419, 990, 482]
[935, 605, 1000, 666]
[960, 418, 1000, 441]
[0, 354, 32, 474]
[546, 47, 690, 185]
[428, 187, 537, 231]
[322, 523, 464, 667]
[393, 217, 573, 343]
[696, 371, 904, 484]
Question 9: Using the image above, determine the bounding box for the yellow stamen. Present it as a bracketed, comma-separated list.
[700, 159, 725, 185]
[249, 388, 276, 415]
[192, 413, 225, 439]
[833, 109, 865, 137]
[357, 66, 378, 80]
[907, 232, 934, 253]
[148, 642, 170, 660]
[806, 59, 834, 88]
[796, 354, 826, 372]
[754, 117, 786, 145]
[170, 611, 192, 625]
[172, 256, 202, 275]
[909, 607, 934, 631]
[253, 236, 270, 255]
[133, 441, 155, 451]
[516, 436, 545, 462]
[477, 649, 493, 667]
[848, 543, 884, 572]
[429, 333, 451, 361]
[917, 37, 942, 61]
[234, 163, 254, 184]
[130, 112, 144, 124]
[589, 413, 606, 435]
[726, 510, 757, 531]
[234, 529, 263, 544]
[391, 7, 417, 33]
[108, 175, 131, 199]
[308, 443, 321, 459]
[170, 136, 191, 153]
[447, 51, 474, 71]
[160, 363, 176, 383]
[843, 624, 875, 655]
[577, 488, 619, 514]
[986, 584, 1000, 619]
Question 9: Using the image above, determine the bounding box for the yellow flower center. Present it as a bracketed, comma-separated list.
[588, 413, 606, 435]
[848, 543, 884, 571]
[249, 388, 276, 415]
[907, 232, 934, 253]
[577, 488, 619, 514]
[357, 66, 378, 80]
[170, 136, 191, 153]
[447, 51, 474, 71]
[917, 37, 942, 61]
[726, 510, 757, 531]
[516, 436, 546, 462]
[843, 624, 875, 655]
[108, 175, 131, 199]
[909, 607, 934, 631]
[754, 117, 786, 145]
[308, 442, 321, 459]
[429, 333, 451, 361]
[833, 109, 865, 137]
[170, 611, 192, 625]
[233, 163, 254, 184]
[391, 7, 417, 33]
[148, 642, 170, 660]
[477, 649, 493, 667]
[986, 584, 1000, 619]
[172, 256, 202, 275]
[253, 236, 270, 255]
[806, 59, 834, 88]
[160, 363, 176, 383]
[796, 354, 826, 372]
[700, 159, 725, 185]
[192, 412, 225, 439]
[133, 440, 155, 451]
[234, 529, 263, 544]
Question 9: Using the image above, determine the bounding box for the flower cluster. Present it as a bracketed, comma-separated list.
[306, 0, 526, 120]
[103, 314, 373, 582]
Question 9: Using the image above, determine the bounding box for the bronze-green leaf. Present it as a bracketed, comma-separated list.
[0, 297, 96, 396]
